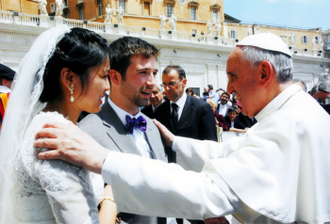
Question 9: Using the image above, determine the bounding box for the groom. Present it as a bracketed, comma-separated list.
[79, 36, 167, 224]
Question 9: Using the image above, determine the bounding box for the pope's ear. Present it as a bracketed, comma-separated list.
[109, 69, 121, 86]
[258, 61, 274, 86]
[60, 67, 74, 89]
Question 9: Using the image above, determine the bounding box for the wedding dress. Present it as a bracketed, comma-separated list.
[14, 112, 104, 223]
[0, 25, 105, 223]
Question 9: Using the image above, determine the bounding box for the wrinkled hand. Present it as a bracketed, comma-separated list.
[153, 119, 174, 147]
[204, 216, 229, 224]
[34, 121, 109, 174]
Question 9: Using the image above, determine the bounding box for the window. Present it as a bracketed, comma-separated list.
[98, 1, 102, 16]
[63, 0, 68, 7]
[230, 30, 237, 39]
[50, 3, 55, 13]
[119, 0, 125, 13]
[314, 36, 319, 44]
[191, 7, 196, 20]
[64, 11, 69, 18]
[78, 6, 83, 20]
[192, 29, 196, 35]
[166, 4, 172, 17]
[212, 10, 218, 23]
[302, 35, 308, 44]
[143, 2, 150, 15]
[178, 0, 185, 4]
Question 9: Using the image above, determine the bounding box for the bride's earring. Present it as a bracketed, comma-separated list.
[69, 83, 74, 102]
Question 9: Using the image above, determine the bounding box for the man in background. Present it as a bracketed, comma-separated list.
[0, 63, 15, 130]
[142, 85, 165, 119]
[155, 65, 217, 163]
[207, 84, 219, 102]
[155, 65, 217, 224]
[310, 79, 330, 114]
[215, 92, 231, 117]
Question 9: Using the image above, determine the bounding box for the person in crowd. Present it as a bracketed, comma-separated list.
[202, 87, 209, 100]
[207, 84, 220, 102]
[185, 87, 200, 99]
[78, 36, 168, 224]
[186, 87, 194, 96]
[0, 63, 15, 130]
[0, 26, 117, 223]
[155, 65, 217, 163]
[155, 65, 217, 224]
[310, 79, 330, 114]
[142, 85, 165, 119]
[215, 91, 231, 117]
[206, 98, 228, 131]
[293, 78, 307, 92]
[224, 106, 248, 133]
[36, 33, 330, 224]
[0, 63, 14, 92]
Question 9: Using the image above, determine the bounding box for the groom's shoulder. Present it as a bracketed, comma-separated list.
[78, 111, 103, 131]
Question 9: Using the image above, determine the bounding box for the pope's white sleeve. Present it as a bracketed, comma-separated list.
[101, 151, 235, 220]
[173, 136, 224, 172]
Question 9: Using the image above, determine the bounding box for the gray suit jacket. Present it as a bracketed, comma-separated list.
[79, 99, 167, 224]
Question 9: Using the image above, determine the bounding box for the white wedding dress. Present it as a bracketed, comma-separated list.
[14, 112, 104, 224]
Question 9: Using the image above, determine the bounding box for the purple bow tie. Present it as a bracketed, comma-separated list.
[125, 115, 147, 134]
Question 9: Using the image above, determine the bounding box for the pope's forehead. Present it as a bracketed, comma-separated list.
[227, 47, 244, 65]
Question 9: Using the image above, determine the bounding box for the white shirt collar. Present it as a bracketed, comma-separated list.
[108, 97, 142, 126]
[0, 85, 11, 93]
[255, 84, 302, 122]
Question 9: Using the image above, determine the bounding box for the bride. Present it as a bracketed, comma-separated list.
[0, 25, 116, 223]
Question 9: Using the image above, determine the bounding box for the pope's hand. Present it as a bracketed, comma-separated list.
[34, 121, 109, 174]
[153, 119, 174, 147]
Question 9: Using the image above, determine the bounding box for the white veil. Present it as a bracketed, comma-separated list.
[0, 25, 70, 222]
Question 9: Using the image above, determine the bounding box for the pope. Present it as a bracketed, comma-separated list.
[35, 33, 330, 224]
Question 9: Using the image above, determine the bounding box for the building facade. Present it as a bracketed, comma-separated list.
[0, 0, 329, 95]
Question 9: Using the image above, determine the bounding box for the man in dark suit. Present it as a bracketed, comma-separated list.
[79, 37, 167, 224]
[155, 65, 217, 162]
[141, 85, 164, 119]
[155, 65, 217, 224]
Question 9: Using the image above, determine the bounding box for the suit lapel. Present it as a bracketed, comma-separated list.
[101, 100, 144, 157]
[143, 115, 162, 160]
[177, 95, 193, 127]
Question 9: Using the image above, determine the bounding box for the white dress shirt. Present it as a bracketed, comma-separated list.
[217, 102, 231, 117]
[170, 92, 187, 121]
[108, 98, 152, 159]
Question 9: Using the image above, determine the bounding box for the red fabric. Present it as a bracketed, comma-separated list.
[0, 92, 10, 129]
[215, 113, 229, 131]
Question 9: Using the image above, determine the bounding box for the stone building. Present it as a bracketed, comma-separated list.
[0, 0, 329, 95]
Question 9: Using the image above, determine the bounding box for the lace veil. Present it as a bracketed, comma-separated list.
[0, 25, 70, 222]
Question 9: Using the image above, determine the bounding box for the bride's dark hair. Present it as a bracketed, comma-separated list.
[39, 27, 109, 103]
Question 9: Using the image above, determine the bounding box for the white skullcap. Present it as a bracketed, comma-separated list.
[237, 33, 292, 58]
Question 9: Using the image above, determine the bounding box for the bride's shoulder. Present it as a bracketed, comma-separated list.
[31, 111, 71, 126]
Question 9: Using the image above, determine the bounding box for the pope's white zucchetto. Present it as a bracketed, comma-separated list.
[237, 33, 292, 58]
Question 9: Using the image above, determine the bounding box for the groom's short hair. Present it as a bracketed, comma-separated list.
[108, 37, 160, 80]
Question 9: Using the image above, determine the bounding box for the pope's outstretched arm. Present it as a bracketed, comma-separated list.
[36, 121, 109, 174]
[35, 121, 236, 220]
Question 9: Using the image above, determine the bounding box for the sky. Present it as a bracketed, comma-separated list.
[224, 0, 330, 32]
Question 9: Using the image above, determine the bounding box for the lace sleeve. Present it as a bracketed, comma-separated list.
[34, 159, 100, 224]
[30, 112, 100, 224]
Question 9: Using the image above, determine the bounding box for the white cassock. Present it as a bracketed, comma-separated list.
[102, 84, 330, 224]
